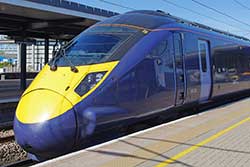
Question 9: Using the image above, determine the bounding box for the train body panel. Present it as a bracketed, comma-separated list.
[17, 61, 119, 124]
[14, 107, 77, 160]
[14, 10, 250, 160]
[176, 24, 250, 101]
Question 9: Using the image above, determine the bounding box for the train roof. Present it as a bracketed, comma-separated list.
[97, 10, 175, 29]
[99, 10, 250, 42]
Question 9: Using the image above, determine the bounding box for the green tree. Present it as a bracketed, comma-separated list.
[0, 62, 11, 68]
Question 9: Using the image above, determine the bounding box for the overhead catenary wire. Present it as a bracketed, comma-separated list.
[99, 0, 136, 10]
[190, 0, 250, 28]
[162, 0, 249, 32]
[234, 0, 250, 11]
[99, 0, 249, 37]
[233, 0, 250, 11]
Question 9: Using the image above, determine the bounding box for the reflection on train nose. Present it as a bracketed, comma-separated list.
[14, 89, 77, 159]
[15, 89, 73, 124]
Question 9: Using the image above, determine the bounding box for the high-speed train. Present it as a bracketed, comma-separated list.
[14, 10, 250, 160]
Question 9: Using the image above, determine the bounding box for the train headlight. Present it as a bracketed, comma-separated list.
[75, 71, 107, 96]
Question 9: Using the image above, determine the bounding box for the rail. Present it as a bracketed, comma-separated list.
[0, 134, 15, 143]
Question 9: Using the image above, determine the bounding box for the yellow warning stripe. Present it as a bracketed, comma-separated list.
[155, 117, 250, 167]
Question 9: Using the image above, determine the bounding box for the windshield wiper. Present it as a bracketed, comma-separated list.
[61, 48, 79, 73]
[50, 41, 78, 73]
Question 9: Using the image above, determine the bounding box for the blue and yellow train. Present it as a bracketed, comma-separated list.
[14, 10, 250, 160]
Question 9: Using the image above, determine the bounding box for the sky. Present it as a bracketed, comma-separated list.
[70, 0, 250, 39]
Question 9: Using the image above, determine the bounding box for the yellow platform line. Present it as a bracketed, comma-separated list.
[155, 117, 250, 167]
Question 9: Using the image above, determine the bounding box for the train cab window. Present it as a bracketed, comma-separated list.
[51, 26, 139, 67]
[198, 41, 208, 72]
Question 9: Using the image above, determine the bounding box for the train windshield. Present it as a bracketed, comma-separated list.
[53, 26, 138, 66]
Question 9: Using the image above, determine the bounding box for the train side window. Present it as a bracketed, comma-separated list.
[173, 33, 183, 66]
[198, 41, 208, 72]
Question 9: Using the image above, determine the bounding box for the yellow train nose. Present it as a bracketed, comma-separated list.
[16, 89, 73, 124]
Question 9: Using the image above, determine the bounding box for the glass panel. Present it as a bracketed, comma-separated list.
[174, 33, 183, 68]
[53, 26, 138, 66]
[199, 42, 207, 72]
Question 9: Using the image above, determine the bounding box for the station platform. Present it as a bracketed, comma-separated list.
[0, 92, 20, 104]
[35, 98, 250, 167]
[0, 79, 33, 104]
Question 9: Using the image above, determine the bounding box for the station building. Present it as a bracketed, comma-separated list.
[0, 35, 55, 72]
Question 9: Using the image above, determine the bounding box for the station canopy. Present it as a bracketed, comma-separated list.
[0, 0, 118, 40]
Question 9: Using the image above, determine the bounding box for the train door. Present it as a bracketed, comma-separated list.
[198, 40, 212, 101]
[173, 33, 186, 105]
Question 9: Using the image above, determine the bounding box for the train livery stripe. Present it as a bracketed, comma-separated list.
[155, 117, 250, 167]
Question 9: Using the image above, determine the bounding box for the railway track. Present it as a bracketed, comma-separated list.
[0, 130, 29, 167]
[0, 134, 15, 143]
[2, 159, 37, 167]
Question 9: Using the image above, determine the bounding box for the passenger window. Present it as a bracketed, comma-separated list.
[174, 34, 182, 57]
[173, 33, 184, 69]
[198, 41, 209, 72]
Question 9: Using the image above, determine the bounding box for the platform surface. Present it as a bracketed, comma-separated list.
[35, 98, 250, 167]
